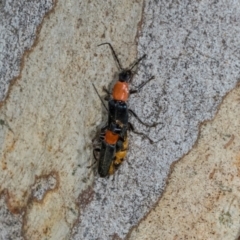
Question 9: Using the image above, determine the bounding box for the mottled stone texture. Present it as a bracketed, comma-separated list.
[129, 85, 240, 240]
[0, 0, 240, 239]
[0, 0, 53, 101]
[0, 196, 23, 240]
[74, 1, 240, 239]
[0, 1, 54, 239]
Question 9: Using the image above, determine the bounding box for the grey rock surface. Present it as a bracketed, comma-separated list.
[0, 0, 53, 100]
[72, 1, 240, 239]
[1, 0, 240, 239]
[0, 196, 23, 240]
[0, 1, 53, 239]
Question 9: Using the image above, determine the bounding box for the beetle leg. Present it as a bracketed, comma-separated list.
[128, 109, 157, 127]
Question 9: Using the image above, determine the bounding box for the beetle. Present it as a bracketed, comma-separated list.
[92, 43, 155, 177]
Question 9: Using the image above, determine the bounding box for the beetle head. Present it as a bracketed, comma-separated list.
[119, 70, 132, 83]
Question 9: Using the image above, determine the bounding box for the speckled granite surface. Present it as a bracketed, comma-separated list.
[0, 0, 240, 239]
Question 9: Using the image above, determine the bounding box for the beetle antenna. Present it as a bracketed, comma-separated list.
[130, 54, 146, 70]
[98, 43, 123, 70]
